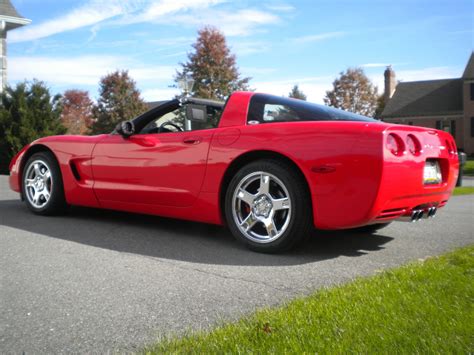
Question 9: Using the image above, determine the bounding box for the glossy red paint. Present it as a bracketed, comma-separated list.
[9, 91, 459, 229]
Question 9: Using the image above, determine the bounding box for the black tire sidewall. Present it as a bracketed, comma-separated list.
[225, 160, 311, 253]
[22, 152, 66, 215]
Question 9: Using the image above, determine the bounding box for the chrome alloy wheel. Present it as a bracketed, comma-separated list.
[24, 160, 53, 209]
[232, 171, 292, 243]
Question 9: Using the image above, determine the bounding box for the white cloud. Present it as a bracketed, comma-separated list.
[141, 88, 181, 101]
[241, 67, 277, 76]
[9, 0, 227, 43]
[253, 76, 333, 103]
[265, 4, 295, 12]
[121, 0, 225, 24]
[293, 31, 346, 44]
[147, 37, 194, 46]
[229, 41, 271, 56]
[159, 9, 280, 36]
[9, 55, 176, 88]
[368, 66, 462, 94]
[394, 66, 461, 82]
[361, 63, 391, 68]
[10, 0, 139, 43]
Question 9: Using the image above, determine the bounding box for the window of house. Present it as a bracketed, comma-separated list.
[471, 117, 474, 137]
[451, 120, 456, 138]
[435, 121, 442, 130]
[471, 83, 474, 101]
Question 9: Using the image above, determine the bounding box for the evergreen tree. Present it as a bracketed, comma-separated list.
[176, 26, 250, 100]
[0, 80, 66, 174]
[289, 85, 307, 100]
[91, 70, 147, 134]
[324, 67, 378, 117]
[60, 90, 94, 135]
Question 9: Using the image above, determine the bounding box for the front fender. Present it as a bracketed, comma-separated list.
[9, 144, 31, 193]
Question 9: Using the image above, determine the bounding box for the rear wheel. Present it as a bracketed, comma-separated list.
[22, 151, 68, 215]
[225, 160, 312, 253]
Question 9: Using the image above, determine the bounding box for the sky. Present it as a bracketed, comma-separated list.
[6, 0, 473, 103]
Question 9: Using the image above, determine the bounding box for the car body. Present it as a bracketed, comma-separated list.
[9, 91, 459, 252]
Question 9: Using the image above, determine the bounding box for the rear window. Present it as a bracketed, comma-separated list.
[247, 93, 377, 124]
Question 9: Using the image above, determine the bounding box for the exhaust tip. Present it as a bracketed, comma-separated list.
[417, 210, 423, 221]
[411, 210, 422, 222]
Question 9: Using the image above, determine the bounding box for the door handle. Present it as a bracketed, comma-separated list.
[129, 136, 159, 147]
[183, 136, 202, 145]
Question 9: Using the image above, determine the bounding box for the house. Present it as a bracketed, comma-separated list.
[0, 0, 31, 92]
[380, 52, 474, 155]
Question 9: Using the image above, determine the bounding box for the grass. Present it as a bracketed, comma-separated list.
[453, 186, 474, 196]
[145, 246, 474, 354]
[464, 158, 474, 176]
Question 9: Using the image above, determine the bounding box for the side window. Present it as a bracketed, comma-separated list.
[140, 107, 185, 134]
[188, 105, 223, 130]
[262, 104, 300, 122]
[140, 105, 223, 134]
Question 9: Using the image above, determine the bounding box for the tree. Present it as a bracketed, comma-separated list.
[91, 70, 147, 134]
[374, 94, 385, 119]
[0, 80, 66, 173]
[288, 84, 307, 100]
[324, 67, 378, 117]
[176, 26, 250, 100]
[60, 90, 94, 135]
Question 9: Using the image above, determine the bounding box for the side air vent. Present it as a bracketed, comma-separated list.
[70, 161, 81, 181]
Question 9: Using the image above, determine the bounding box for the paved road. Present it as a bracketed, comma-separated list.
[461, 176, 474, 187]
[1, 175, 473, 353]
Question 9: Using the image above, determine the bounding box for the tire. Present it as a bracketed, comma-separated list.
[22, 151, 68, 215]
[225, 159, 312, 253]
[349, 222, 392, 234]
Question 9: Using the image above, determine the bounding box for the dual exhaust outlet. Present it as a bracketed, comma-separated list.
[400, 206, 437, 222]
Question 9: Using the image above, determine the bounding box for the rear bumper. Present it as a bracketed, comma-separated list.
[371, 190, 451, 223]
[365, 128, 458, 225]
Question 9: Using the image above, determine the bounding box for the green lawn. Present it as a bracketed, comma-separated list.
[464, 158, 474, 176]
[145, 246, 473, 354]
[453, 186, 474, 196]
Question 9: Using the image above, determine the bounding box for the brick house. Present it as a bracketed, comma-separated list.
[380, 52, 474, 155]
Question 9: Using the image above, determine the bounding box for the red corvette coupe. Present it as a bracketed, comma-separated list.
[9, 92, 459, 252]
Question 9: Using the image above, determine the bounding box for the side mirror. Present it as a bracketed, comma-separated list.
[116, 120, 135, 138]
[186, 104, 207, 122]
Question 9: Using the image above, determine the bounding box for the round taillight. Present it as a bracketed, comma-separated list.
[406, 134, 421, 156]
[386, 133, 404, 156]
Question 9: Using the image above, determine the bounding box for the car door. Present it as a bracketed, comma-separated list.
[91, 106, 213, 208]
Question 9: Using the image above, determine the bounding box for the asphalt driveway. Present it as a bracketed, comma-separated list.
[1, 175, 473, 353]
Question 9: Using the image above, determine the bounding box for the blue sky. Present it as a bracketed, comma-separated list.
[7, 0, 473, 103]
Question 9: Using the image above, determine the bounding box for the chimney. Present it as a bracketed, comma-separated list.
[384, 65, 396, 102]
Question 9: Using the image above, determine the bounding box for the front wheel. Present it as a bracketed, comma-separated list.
[225, 160, 312, 253]
[22, 151, 68, 215]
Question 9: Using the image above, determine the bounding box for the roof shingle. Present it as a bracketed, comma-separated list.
[0, 0, 24, 18]
[381, 78, 463, 118]
[462, 52, 474, 80]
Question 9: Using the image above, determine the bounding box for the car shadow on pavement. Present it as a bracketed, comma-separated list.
[0, 199, 394, 266]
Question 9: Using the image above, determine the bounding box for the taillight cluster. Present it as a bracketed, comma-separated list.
[445, 139, 457, 156]
[406, 134, 422, 156]
[386, 133, 404, 156]
[386, 133, 421, 157]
